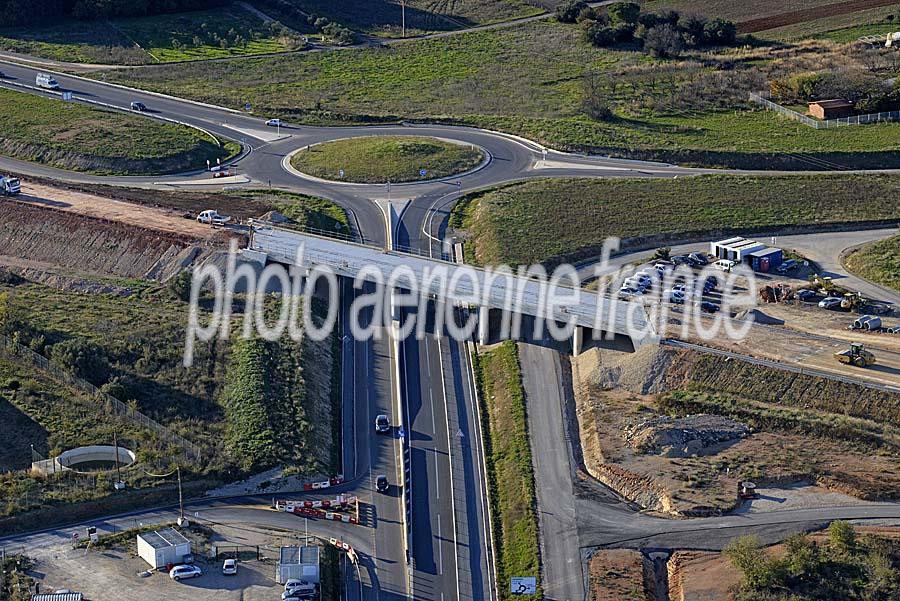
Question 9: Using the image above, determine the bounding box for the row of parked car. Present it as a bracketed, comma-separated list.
[617, 253, 721, 312]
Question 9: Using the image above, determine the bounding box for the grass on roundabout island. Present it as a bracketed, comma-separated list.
[290, 136, 485, 183]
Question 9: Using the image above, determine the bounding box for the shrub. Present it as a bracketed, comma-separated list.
[644, 23, 683, 58]
[704, 18, 737, 46]
[608, 2, 640, 26]
[50, 338, 110, 385]
[556, 0, 588, 23]
[583, 21, 616, 47]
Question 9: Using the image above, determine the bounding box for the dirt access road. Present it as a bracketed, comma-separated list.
[12, 183, 219, 239]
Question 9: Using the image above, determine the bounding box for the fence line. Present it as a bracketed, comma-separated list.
[0, 335, 203, 461]
[749, 92, 900, 129]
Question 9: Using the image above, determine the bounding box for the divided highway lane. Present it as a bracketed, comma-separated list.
[341, 278, 409, 600]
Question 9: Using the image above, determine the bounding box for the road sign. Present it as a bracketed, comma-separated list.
[61, 91, 72, 101]
[419, 169, 427, 177]
[339, 169, 345, 178]
[72, 532, 79, 539]
[511, 577, 536, 595]
[456, 429, 465, 439]
[245, 102, 252, 111]
[398, 427, 406, 440]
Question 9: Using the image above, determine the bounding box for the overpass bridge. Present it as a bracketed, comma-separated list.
[245, 222, 656, 352]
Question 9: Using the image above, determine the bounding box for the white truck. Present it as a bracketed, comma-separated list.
[0, 175, 21, 196]
[197, 209, 231, 225]
[35, 73, 60, 90]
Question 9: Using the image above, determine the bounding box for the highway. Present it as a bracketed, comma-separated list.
[0, 52, 898, 601]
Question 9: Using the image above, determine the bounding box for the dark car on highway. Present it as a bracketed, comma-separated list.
[374, 414, 390, 434]
[130, 101, 147, 111]
[376, 475, 389, 493]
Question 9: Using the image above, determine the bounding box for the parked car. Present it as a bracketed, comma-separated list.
[666, 289, 685, 304]
[699, 301, 720, 313]
[130, 101, 147, 111]
[212, 169, 233, 178]
[374, 414, 390, 433]
[375, 474, 389, 493]
[197, 209, 231, 225]
[623, 278, 646, 291]
[776, 259, 798, 274]
[169, 565, 202, 581]
[703, 276, 718, 292]
[713, 259, 735, 272]
[266, 118, 283, 127]
[796, 289, 817, 301]
[222, 559, 237, 575]
[688, 252, 709, 265]
[671, 255, 691, 265]
[618, 287, 642, 300]
[654, 261, 674, 275]
[818, 296, 843, 309]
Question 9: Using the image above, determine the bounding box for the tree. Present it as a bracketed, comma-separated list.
[680, 14, 708, 47]
[555, 0, 587, 23]
[607, 2, 640, 26]
[724, 535, 787, 590]
[643, 23, 683, 58]
[783, 533, 820, 578]
[583, 21, 616, 47]
[828, 521, 856, 555]
[703, 18, 738, 46]
[582, 72, 614, 121]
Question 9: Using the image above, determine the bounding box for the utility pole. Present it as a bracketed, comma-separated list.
[176, 467, 186, 526]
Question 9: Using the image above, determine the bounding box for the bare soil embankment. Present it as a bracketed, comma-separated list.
[572, 345, 900, 516]
[0, 201, 225, 281]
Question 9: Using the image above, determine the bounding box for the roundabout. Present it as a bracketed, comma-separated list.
[288, 135, 487, 184]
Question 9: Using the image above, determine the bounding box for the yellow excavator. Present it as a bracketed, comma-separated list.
[834, 343, 876, 368]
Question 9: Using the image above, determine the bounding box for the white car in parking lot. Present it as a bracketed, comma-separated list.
[169, 564, 202, 581]
[222, 558, 237, 575]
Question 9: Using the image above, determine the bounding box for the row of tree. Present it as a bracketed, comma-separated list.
[0, 0, 225, 26]
[557, 1, 738, 58]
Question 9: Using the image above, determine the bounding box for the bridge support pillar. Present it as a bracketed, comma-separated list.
[478, 306, 490, 346]
[573, 325, 584, 357]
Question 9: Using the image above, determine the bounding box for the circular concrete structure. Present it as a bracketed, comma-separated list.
[56, 445, 136, 473]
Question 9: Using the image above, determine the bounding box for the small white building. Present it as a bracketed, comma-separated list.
[276, 545, 320, 584]
[710, 237, 766, 263]
[137, 528, 192, 569]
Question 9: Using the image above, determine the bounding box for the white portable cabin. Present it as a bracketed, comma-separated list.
[276, 545, 320, 585]
[136, 528, 192, 569]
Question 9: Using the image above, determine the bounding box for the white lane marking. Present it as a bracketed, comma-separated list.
[434, 449, 440, 500]
[437, 513, 443, 575]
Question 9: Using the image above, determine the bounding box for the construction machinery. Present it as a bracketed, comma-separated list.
[833, 343, 876, 368]
[0, 175, 20, 196]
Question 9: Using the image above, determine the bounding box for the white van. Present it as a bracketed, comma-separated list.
[35, 73, 60, 90]
[714, 259, 735, 273]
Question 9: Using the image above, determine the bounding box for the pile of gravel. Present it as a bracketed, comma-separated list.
[625, 414, 750, 457]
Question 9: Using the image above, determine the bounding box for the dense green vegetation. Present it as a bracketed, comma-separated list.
[845, 234, 900, 293]
[0, 87, 235, 174]
[0, 4, 306, 64]
[291, 136, 484, 183]
[0, 554, 33, 601]
[725, 525, 900, 600]
[222, 333, 315, 472]
[473, 341, 541, 600]
[449, 174, 900, 266]
[93, 16, 900, 168]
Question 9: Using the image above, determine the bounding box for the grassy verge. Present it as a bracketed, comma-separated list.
[473, 341, 540, 600]
[449, 174, 900, 266]
[291, 136, 483, 183]
[844, 234, 900, 293]
[0, 4, 306, 65]
[91, 18, 900, 168]
[0, 87, 235, 175]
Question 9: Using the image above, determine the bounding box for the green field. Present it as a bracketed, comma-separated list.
[0, 4, 306, 65]
[0, 87, 235, 175]
[92, 18, 900, 169]
[276, 0, 545, 37]
[473, 341, 541, 600]
[762, 6, 900, 41]
[449, 174, 900, 266]
[291, 136, 484, 183]
[845, 235, 900, 293]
